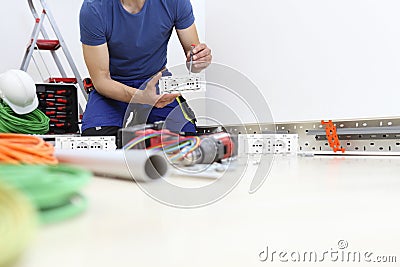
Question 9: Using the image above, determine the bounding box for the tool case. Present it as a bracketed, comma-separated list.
[36, 83, 80, 134]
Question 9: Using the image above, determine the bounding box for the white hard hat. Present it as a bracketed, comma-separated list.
[0, 70, 38, 115]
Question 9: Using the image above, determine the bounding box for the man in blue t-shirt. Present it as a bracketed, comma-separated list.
[79, 0, 212, 137]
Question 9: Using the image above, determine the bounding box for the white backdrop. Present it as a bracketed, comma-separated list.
[0, 0, 205, 81]
[205, 0, 400, 123]
[5, 1, 399, 124]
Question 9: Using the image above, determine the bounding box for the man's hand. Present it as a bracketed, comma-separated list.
[186, 43, 212, 72]
[187, 43, 212, 63]
[176, 24, 212, 71]
[134, 72, 179, 108]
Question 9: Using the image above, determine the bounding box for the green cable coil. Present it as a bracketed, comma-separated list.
[0, 181, 37, 267]
[0, 164, 92, 224]
[0, 101, 50, 134]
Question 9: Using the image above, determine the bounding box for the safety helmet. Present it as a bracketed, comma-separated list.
[0, 70, 38, 115]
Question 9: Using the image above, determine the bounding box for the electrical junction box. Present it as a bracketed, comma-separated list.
[238, 134, 299, 156]
[158, 75, 204, 94]
[55, 136, 116, 151]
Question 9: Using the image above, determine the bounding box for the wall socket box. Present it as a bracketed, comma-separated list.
[55, 136, 116, 151]
[238, 134, 298, 156]
[159, 76, 203, 94]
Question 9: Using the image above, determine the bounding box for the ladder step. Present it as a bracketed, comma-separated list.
[28, 39, 61, 51]
[45, 77, 78, 84]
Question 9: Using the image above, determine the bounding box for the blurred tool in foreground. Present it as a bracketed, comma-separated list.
[0, 181, 37, 267]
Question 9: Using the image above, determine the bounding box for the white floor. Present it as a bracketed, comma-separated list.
[16, 156, 400, 267]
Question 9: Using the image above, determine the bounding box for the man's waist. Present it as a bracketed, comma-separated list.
[112, 66, 167, 83]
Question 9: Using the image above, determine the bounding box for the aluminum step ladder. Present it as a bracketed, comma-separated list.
[20, 0, 88, 113]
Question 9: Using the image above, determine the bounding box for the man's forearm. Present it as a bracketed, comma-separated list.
[90, 73, 178, 108]
[93, 78, 144, 103]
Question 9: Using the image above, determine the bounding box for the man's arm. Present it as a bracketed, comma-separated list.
[82, 44, 179, 108]
[176, 24, 212, 65]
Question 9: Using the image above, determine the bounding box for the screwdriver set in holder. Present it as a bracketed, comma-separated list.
[36, 83, 79, 134]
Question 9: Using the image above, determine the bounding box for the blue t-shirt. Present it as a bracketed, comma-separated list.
[79, 0, 195, 131]
[80, 0, 195, 81]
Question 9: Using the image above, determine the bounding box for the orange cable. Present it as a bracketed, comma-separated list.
[0, 134, 58, 165]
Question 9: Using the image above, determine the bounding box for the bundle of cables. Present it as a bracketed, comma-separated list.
[0, 133, 92, 266]
[0, 164, 91, 224]
[0, 181, 37, 267]
[123, 130, 201, 163]
[0, 133, 91, 224]
[0, 133, 57, 164]
[0, 101, 49, 134]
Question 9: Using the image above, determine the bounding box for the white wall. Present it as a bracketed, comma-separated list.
[206, 0, 400, 123]
[0, 0, 205, 81]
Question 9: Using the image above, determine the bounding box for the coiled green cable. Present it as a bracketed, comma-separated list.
[0, 101, 49, 134]
[0, 181, 37, 267]
[0, 164, 92, 224]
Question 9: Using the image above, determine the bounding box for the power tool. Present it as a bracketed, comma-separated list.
[118, 122, 237, 165]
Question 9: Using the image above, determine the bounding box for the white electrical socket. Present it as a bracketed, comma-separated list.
[246, 138, 265, 154]
[55, 136, 116, 151]
[159, 75, 204, 94]
[238, 134, 298, 156]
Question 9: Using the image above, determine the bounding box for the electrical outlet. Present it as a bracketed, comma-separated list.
[90, 142, 103, 150]
[76, 142, 89, 149]
[247, 138, 265, 154]
[238, 134, 298, 156]
[159, 75, 204, 94]
[55, 136, 116, 151]
[272, 138, 292, 153]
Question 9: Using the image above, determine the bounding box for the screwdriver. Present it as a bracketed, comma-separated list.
[38, 90, 71, 96]
[189, 44, 195, 75]
[38, 94, 69, 99]
[45, 111, 68, 116]
[45, 106, 70, 112]
[48, 114, 68, 119]
[40, 98, 69, 105]
[50, 122, 72, 129]
[47, 98, 68, 104]
[49, 118, 67, 123]
[43, 101, 67, 107]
